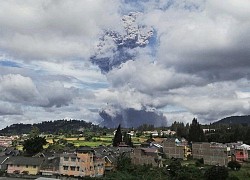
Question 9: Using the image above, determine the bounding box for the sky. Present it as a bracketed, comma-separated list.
[0, 0, 250, 129]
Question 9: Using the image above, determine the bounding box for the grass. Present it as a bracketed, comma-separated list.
[16, 145, 23, 151]
[229, 162, 250, 179]
[67, 136, 113, 147]
[45, 134, 148, 146]
[73, 141, 111, 147]
[18, 134, 147, 150]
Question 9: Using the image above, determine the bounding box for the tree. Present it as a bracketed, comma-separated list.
[29, 126, 40, 138]
[188, 118, 206, 142]
[175, 166, 203, 180]
[116, 153, 132, 171]
[244, 127, 250, 144]
[123, 132, 133, 147]
[195, 158, 204, 167]
[23, 136, 47, 156]
[84, 134, 93, 141]
[204, 166, 228, 180]
[113, 124, 122, 147]
[228, 161, 241, 171]
[167, 159, 182, 177]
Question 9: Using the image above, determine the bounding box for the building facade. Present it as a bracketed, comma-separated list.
[130, 148, 163, 167]
[235, 148, 248, 161]
[59, 147, 104, 177]
[6, 157, 44, 175]
[162, 138, 190, 160]
[192, 142, 231, 166]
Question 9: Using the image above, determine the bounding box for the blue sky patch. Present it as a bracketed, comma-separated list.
[0, 60, 21, 68]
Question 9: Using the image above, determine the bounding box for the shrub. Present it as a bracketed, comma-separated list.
[204, 165, 228, 180]
[228, 161, 241, 171]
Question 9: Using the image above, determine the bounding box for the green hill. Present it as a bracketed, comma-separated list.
[214, 115, 250, 125]
[0, 119, 102, 135]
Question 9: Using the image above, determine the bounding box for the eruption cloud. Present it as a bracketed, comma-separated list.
[91, 12, 167, 127]
[90, 12, 154, 73]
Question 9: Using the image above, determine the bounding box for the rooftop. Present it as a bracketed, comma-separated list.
[5, 156, 44, 166]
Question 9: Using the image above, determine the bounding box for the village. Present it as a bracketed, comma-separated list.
[0, 124, 249, 180]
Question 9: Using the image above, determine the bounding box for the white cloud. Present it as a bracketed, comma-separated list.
[0, 74, 42, 104]
[0, 0, 121, 60]
[0, 101, 22, 116]
[0, 0, 250, 128]
[107, 59, 203, 94]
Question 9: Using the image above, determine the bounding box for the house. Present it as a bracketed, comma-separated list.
[0, 156, 9, 171]
[143, 131, 159, 137]
[0, 147, 21, 156]
[5, 156, 44, 175]
[94, 146, 117, 171]
[227, 142, 249, 161]
[235, 147, 248, 161]
[240, 144, 250, 159]
[162, 138, 190, 160]
[102, 155, 116, 171]
[130, 147, 163, 167]
[39, 155, 60, 176]
[59, 146, 105, 177]
[160, 130, 176, 136]
[202, 129, 216, 133]
[192, 142, 231, 166]
[0, 136, 13, 147]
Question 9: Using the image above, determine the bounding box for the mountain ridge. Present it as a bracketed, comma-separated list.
[213, 115, 250, 125]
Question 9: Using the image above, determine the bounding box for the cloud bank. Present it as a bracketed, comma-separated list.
[0, 0, 250, 128]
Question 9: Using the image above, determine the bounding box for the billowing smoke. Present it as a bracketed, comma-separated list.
[90, 12, 154, 73]
[91, 12, 166, 127]
[99, 105, 167, 128]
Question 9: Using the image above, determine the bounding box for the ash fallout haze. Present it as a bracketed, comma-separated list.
[0, 0, 250, 129]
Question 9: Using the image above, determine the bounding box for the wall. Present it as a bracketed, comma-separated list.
[7, 164, 39, 175]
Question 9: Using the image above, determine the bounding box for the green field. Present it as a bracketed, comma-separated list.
[44, 135, 148, 147]
[72, 141, 111, 147]
[16, 134, 148, 150]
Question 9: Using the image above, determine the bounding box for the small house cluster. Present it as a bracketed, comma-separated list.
[0, 146, 107, 178]
[0, 145, 136, 178]
[0, 134, 249, 179]
[0, 136, 18, 147]
[163, 138, 250, 166]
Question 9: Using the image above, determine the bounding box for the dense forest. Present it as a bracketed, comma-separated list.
[0, 119, 103, 135]
[170, 118, 250, 144]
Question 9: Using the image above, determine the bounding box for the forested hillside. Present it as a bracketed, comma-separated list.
[214, 115, 250, 125]
[0, 120, 102, 135]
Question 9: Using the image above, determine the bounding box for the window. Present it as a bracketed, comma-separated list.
[64, 157, 69, 161]
[63, 166, 68, 170]
[71, 157, 76, 162]
[240, 152, 243, 155]
[17, 165, 20, 167]
[26, 165, 28, 168]
[33, 165, 36, 168]
[70, 166, 76, 171]
[77, 167, 80, 171]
